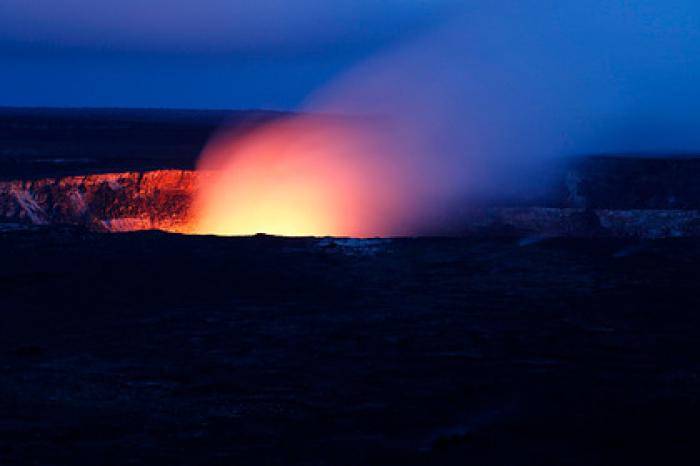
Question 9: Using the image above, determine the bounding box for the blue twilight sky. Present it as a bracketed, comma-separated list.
[0, 0, 458, 110]
[2, 0, 700, 115]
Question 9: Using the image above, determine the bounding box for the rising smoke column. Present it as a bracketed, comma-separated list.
[195, 0, 700, 236]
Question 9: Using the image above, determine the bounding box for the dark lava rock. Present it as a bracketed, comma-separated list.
[12, 345, 44, 358]
[0, 230, 700, 464]
[566, 155, 700, 209]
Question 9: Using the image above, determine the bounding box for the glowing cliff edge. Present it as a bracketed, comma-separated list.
[192, 116, 426, 237]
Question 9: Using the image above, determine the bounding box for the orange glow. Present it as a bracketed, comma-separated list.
[192, 116, 413, 237]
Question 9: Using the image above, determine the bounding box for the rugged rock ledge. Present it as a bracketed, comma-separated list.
[0, 170, 198, 233]
[459, 208, 700, 238]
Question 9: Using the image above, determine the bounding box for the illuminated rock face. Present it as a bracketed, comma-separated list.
[0, 170, 198, 232]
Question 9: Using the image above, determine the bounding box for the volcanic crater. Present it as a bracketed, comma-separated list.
[5, 108, 700, 238]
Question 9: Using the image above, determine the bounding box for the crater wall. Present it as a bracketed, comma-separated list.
[0, 170, 198, 233]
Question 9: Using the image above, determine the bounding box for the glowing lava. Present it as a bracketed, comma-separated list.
[192, 116, 413, 237]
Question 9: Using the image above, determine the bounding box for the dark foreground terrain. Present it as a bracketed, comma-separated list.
[2, 227, 700, 465]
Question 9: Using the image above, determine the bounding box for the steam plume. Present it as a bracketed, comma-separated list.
[195, 0, 700, 236]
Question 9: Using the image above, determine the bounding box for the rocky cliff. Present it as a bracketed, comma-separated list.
[0, 170, 198, 233]
[458, 207, 700, 238]
[565, 156, 700, 209]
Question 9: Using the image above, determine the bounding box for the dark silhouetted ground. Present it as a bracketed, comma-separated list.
[1, 228, 700, 465]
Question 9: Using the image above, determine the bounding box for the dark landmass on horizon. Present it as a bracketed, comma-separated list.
[0, 107, 288, 180]
[4, 107, 700, 181]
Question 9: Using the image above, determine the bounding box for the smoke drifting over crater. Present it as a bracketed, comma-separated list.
[195, 0, 700, 236]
